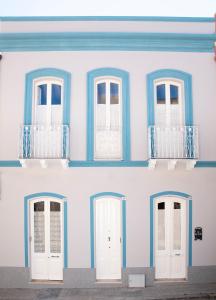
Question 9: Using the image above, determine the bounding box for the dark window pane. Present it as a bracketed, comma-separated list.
[110, 83, 119, 104]
[34, 201, 44, 212]
[38, 84, 47, 105]
[158, 202, 165, 210]
[157, 84, 165, 104]
[50, 202, 60, 212]
[174, 202, 181, 209]
[170, 85, 179, 104]
[97, 83, 106, 104]
[51, 84, 61, 105]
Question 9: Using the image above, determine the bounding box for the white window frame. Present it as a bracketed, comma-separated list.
[94, 76, 122, 160]
[33, 77, 63, 125]
[154, 78, 185, 126]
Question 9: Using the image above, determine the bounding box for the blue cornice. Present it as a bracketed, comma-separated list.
[0, 16, 215, 22]
[0, 32, 215, 52]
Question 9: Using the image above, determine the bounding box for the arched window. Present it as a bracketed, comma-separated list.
[33, 77, 63, 125]
[87, 68, 130, 162]
[94, 76, 122, 159]
[147, 69, 198, 160]
[21, 68, 71, 160]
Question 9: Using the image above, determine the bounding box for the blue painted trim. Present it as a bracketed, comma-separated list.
[64, 201, 68, 268]
[24, 196, 29, 267]
[87, 68, 130, 161]
[90, 196, 95, 269]
[90, 192, 126, 269]
[195, 161, 216, 167]
[0, 160, 22, 167]
[69, 160, 148, 167]
[147, 69, 193, 126]
[0, 16, 215, 22]
[122, 200, 127, 269]
[2, 160, 216, 168]
[150, 197, 154, 268]
[24, 68, 71, 125]
[189, 200, 192, 267]
[24, 192, 68, 269]
[0, 32, 215, 52]
[150, 191, 192, 268]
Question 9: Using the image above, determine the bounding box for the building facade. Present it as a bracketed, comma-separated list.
[0, 16, 216, 288]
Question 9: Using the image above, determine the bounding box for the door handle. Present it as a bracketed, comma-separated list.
[108, 237, 111, 242]
[51, 255, 59, 258]
[175, 253, 181, 256]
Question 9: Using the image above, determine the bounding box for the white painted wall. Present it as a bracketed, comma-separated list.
[1, 20, 214, 34]
[0, 168, 215, 268]
[0, 51, 215, 161]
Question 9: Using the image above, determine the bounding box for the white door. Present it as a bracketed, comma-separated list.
[95, 197, 122, 280]
[155, 197, 186, 279]
[154, 80, 184, 158]
[30, 198, 63, 280]
[33, 78, 63, 158]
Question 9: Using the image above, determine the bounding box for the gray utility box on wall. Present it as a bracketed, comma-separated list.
[128, 274, 145, 288]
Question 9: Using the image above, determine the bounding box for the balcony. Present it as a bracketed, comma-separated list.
[19, 125, 70, 168]
[148, 126, 199, 169]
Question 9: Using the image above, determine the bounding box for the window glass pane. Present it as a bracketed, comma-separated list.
[51, 84, 61, 105]
[156, 84, 166, 104]
[158, 202, 165, 250]
[97, 83, 106, 104]
[170, 85, 179, 104]
[50, 202, 61, 253]
[34, 201, 44, 211]
[34, 201, 45, 253]
[50, 201, 60, 212]
[173, 202, 181, 250]
[38, 84, 47, 105]
[110, 83, 119, 104]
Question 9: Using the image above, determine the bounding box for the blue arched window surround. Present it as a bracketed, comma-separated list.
[90, 192, 127, 269]
[24, 192, 68, 269]
[147, 69, 193, 126]
[24, 68, 71, 125]
[150, 191, 192, 268]
[87, 68, 130, 161]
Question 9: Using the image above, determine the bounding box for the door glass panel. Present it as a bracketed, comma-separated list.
[170, 85, 179, 104]
[156, 84, 166, 104]
[158, 202, 165, 250]
[173, 202, 181, 250]
[50, 202, 61, 253]
[34, 201, 45, 253]
[110, 83, 119, 104]
[38, 84, 47, 105]
[51, 84, 61, 105]
[97, 83, 106, 104]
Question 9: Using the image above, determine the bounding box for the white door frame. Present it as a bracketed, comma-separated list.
[29, 197, 64, 281]
[154, 196, 187, 280]
[94, 196, 122, 280]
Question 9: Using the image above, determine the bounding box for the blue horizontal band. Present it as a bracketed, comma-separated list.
[0, 16, 215, 22]
[0, 32, 215, 52]
[1, 160, 216, 168]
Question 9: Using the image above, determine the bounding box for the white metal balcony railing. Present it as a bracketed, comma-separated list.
[148, 126, 199, 159]
[19, 125, 70, 159]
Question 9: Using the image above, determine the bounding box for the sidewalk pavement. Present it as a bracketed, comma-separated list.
[0, 282, 216, 300]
